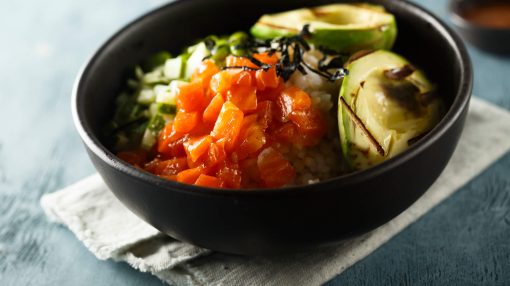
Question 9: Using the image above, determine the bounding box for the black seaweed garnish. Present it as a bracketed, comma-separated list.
[222, 25, 349, 82]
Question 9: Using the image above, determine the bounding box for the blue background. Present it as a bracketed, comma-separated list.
[1, 0, 509, 285]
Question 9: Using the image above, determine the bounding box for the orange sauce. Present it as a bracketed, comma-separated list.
[462, 2, 510, 28]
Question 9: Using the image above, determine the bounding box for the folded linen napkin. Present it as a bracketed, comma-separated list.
[41, 97, 510, 286]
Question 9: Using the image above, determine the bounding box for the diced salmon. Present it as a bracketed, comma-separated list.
[216, 159, 242, 189]
[203, 94, 225, 124]
[117, 150, 147, 166]
[256, 67, 279, 90]
[194, 174, 221, 188]
[183, 135, 213, 163]
[117, 52, 330, 189]
[144, 157, 188, 175]
[176, 81, 206, 112]
[257, 147, 295, 188]
[192, 59, 220, 89]
[177, 167, 204, 184]
[173, 111, 200, 133]
[211, 101, 244, 152]
[236, 115, 266, 160]
[256, 100, 273, 130]
[209, 69, 241, 95]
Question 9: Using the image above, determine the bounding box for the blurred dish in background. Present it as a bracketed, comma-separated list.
[461, 2, 510, 28]
[450, 0, 510, 54]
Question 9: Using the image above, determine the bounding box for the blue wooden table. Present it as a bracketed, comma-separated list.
[1, 0, 509, 285]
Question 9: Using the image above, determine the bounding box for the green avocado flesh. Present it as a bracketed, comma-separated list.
[250, 4, 397, 53]
[338, 50, 443, 170]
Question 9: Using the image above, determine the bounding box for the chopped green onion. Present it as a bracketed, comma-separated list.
[142, 51, 171, 72]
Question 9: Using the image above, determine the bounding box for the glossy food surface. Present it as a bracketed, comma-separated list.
[120, 53, 330, 188]
[73, 0, 471, 254]
[9, 1, 510, 285]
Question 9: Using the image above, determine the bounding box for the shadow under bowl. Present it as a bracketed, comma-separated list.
[72, 0, 472, 255]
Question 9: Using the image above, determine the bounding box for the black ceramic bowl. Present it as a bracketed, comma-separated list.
[72, 0, 472, 255]
[449, 0, 510, 54]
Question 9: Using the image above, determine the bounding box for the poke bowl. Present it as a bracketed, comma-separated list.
[72, 0, 472, 255]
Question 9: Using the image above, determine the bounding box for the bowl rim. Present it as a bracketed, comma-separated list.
[72, 0, 472, 196]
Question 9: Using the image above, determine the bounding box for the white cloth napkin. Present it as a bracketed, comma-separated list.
[41, 97, 510, 286]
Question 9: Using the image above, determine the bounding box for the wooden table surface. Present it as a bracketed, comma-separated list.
[1, 0, 509, 285]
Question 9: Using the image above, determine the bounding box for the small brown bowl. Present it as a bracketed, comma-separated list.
[450, 0, 510, 55]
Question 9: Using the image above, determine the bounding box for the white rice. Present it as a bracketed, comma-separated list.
[283, 49, 347, 185]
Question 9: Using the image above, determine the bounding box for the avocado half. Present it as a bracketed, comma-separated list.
[250, 4, 397, 53]
[338, 50, 444, 170]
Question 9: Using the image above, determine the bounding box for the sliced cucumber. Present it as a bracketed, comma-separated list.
[142, 67, 170, 85]
[156, 80, 187, 105]
[140, 129, 157, 150]
[140, 113, 166, 150]
[154, 84, 172, 104]
[184, 42, 210, 80]
[148, 102, 158, 118]
[136, 88, 156, 105]
[142, 100, 176, 150]
[164, 56, 184, 79]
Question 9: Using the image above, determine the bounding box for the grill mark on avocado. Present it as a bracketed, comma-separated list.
[356, 146, 371, 157]
[351, 86, 361, 99]
[384, 65, 416, 80]
[340, 96, 385, 156]
[381, 79, 423, 116]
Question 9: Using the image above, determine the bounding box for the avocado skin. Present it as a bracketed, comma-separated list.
[250, 4, 397, 53]
[250, 24, 296, 40]
[309, 21, 397, 53]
